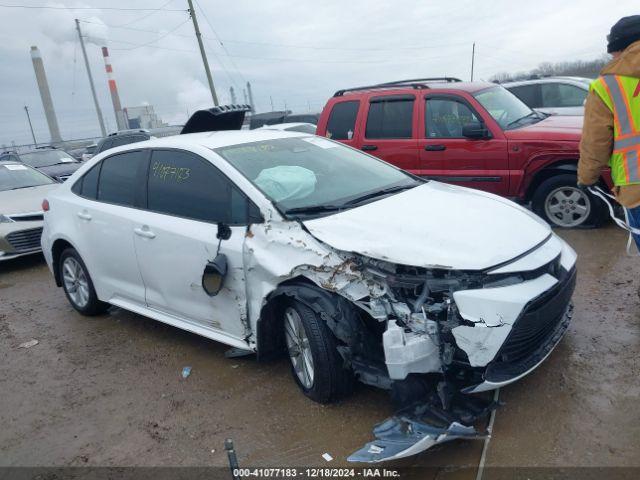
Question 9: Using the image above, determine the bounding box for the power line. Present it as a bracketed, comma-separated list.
[193, 0, 247, 86]
[0, 3, 185, 11]
[113, 18, 190, 51]
[113, 0, 176, 27]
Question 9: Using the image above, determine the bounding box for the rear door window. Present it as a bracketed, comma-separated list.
[147, 149, 249, 224]
[74, 163, 101, 199]
[326, 101, 359, 140]
[540, 83, 587, 107]
[365, 96, 414, 139]
[508, 84, 541, 108]
[97, 151, 147, 206]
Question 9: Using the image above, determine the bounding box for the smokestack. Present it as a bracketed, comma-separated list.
[246, 81, 255, 113]
[101, 46, 126, 131]
[229, 86, 237, 104]
[30, 46, 62, 144]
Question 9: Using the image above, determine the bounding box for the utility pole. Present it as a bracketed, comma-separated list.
[470, 42, 476, 82]
[75, 19, 106, 136]
[187, 0, 219, 106]
[246, 81, 255, 113]
[24, 106, 37, 146]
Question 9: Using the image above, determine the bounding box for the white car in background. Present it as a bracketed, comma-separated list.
[41, 129, 576, 462]
[503, 76, 592, 115]
[258, 122, 317, 134]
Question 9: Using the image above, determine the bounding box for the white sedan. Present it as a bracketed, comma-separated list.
[41, 129, 576, 462]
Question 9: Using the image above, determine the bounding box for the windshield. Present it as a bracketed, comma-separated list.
[216, 137, 420, 217]
[474, 86, 536, 129]
[19, 150, 77, 168]
[0, 163, 55, 192]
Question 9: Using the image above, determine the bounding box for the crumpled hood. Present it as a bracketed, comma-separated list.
[303, 182, 551, 270]
[0, 183, 59, 214]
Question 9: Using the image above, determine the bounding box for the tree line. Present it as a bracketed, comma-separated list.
[490, 55, 611, 83]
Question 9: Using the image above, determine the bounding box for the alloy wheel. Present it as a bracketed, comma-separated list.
[62, 257, 90, 308]
[544, 186, 591, 227]
[284, 307, 315, 389]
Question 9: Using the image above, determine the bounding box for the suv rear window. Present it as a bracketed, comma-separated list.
[365, 96, 414, 139]
[326, 101, 359, 140]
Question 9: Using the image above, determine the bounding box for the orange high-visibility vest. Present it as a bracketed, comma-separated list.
[590, 75, 640, 186]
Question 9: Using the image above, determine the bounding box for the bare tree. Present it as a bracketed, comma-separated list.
[490, 55, 610, 83]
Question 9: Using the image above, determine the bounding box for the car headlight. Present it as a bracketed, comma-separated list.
[0, 214, 14, 223]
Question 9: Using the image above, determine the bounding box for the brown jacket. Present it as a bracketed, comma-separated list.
[577, 40, 640, 208]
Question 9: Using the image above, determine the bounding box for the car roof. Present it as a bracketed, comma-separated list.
[502, 77, 592, 88]
[335, 80, 495, 98]
[108, 129, 309, 153]
[259, 122, 314, 129]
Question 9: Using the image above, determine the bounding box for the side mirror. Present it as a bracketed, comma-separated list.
[462, 122, 490, 139]
[202, 253, 228, 297]
[217, 223, 231, 240]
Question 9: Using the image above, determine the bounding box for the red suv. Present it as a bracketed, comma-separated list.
[317, 78, 610, 228]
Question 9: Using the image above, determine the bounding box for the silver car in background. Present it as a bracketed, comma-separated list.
[503, 76, 592, 115]
[0, 160, 59, 261]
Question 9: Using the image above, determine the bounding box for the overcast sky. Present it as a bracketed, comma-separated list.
[0, 0, 636, 147]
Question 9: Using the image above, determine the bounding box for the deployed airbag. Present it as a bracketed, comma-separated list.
[254, 166, 317, 202]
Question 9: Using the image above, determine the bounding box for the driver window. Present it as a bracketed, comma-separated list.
[426, 98, 479, 138]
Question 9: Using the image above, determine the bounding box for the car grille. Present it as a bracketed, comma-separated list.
[6, 227, 43, 252]
[481, 268, 576, 383]
[498, 268, 576, 364]
[8, 212, 44, 222]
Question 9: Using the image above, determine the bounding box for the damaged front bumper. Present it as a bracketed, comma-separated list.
[348, 235, 577, 463]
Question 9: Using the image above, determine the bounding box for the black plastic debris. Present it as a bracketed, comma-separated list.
[181, 104, 251, 134]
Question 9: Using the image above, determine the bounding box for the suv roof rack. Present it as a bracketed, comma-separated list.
[334, 77, 462, 96]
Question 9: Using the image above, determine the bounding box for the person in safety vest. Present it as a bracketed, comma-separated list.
[578, 15, 640, 251]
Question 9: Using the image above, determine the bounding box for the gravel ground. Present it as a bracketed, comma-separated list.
[0, 226, 638, 479]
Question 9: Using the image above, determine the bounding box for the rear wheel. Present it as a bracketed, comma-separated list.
[532, 174, 607, 228]
[60, 248, 109, 316]
[283, 300, 353, 403]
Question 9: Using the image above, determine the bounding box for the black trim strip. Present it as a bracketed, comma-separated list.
[423, 175, 502, 182]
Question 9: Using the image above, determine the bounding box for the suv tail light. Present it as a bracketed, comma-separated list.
[42, 199, 49, 212]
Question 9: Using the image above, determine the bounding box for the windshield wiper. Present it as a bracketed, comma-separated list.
[283, 204, 345, 215]
[343, 184, 417, 206]
[506, 111, 539, 129]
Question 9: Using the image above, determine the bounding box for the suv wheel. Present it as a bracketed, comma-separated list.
[60, 248, 109, 316]
[282, 300, 353, 403]
[532, 174, 606, 228]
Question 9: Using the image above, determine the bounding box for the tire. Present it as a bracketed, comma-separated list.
[531, 173, 607, 228]
[282, 299, 354, 403]
[59, 248, 109, 316]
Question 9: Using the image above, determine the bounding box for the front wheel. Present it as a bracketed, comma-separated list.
[531, 174, 607, 228]
[283, 300, 353, 403]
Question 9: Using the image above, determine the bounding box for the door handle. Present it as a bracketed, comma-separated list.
[76, 211, 92, 221]
[424, 144, 446, 151]
[134, 226, 156, 239]
[361, 145, 378, 151]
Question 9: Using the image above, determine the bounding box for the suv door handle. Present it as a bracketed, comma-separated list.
[361, 145, 378, 151]
[425, 144, 446, 151]
[134, 226, 156, 239]
[76, 211, 92, 221]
